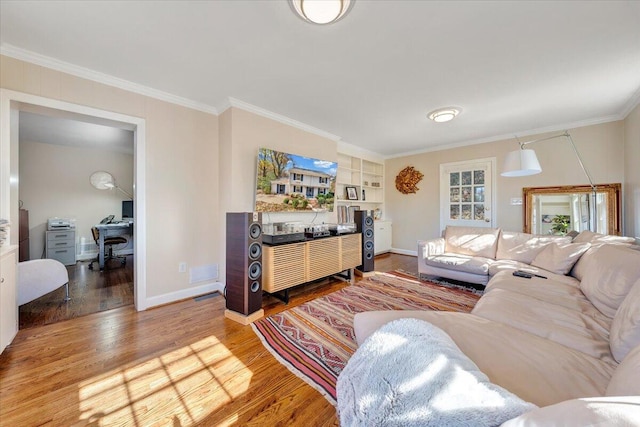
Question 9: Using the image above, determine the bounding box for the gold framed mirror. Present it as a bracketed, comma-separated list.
[523, 183, 621, 236]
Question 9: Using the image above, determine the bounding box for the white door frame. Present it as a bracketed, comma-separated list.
[0, 89, 147, 310]
[439, 157, 497, 232]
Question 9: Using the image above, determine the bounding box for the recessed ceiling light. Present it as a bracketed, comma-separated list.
[290, 0, 354, 25]
[428, 107, 461, 123]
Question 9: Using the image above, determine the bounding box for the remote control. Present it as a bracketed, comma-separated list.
[512, 270, 533, 279]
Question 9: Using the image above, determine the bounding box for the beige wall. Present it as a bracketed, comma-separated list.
[624, 103, 640, 242]
[385, 121, 627, 253]
[19, 140, 133, 260]
[220, 107, 338, 219]
[1, 54, 220, 302]
[218, 107, 339, 280]
[3, 52, 638, 304]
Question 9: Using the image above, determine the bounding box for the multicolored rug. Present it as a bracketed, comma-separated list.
[252, 270, 481, 405]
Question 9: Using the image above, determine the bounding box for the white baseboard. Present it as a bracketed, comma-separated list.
[391, 248, 418, 257]
[144, 281, 225, 310]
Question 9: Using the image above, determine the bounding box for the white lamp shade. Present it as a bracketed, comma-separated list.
[501, 149, 542, 177]
[90, 171, 116, 190]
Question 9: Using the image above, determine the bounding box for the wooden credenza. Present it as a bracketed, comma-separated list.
[263, 233, 362, 294]
[19, 209, 29, 262]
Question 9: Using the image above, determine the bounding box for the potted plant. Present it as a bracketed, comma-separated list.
[551, 215, 571, 235]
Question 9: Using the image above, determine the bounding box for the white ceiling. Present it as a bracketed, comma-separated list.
[19, 111, 134, 155]
[2, 1, 639, 157]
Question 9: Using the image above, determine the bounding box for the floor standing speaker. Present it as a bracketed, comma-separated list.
[225, 212, 263, 320]
[355, 210, 375, 272]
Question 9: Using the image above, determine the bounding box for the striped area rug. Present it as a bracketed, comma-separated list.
[252, 270, 481, 405]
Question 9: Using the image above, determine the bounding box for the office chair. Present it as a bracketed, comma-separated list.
[88, 226, 127, 270]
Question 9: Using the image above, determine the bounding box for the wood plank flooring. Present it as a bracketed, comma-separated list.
[0, 253, 417, 426]
[19, 256, 134, 329]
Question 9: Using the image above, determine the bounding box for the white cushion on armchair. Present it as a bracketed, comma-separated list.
[17, 259, 70, 305]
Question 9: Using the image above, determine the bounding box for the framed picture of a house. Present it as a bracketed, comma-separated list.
[255, 147, 337, 212]
[346, 186, 358, 200]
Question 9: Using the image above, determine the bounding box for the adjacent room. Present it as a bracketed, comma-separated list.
[17, 108, 135, 328]
[1, 1, 639, 426]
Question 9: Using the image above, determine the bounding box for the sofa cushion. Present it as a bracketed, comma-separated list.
[573, 230, 636, 245]
[606, 344, 640, 396]
[353, 311, 615, 407]
[489, 259, 534, 276]
[609, 278, 640, 363]
[579, 245, 640, 318]
[488, 260, 577, 285]
[501, 396, 640, 427]
[485, 270, 581, 297]
[496, 231, 571, 264]
[337, 318, 537, 427]
[472, 286, 613, 361]
[424, 253, 492, 275]
[530, 242, 590, 275]
[444, 226, 500, 259]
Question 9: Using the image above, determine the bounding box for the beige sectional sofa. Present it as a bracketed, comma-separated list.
[418, 226, 632, 286]
[351, 230, 640, 424]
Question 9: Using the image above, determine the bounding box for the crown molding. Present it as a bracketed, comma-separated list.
[0, 44, 218, 115]
[3, 44, 634, 156]
[620, 86, 640, 119]
[386, 114, 623, 159]
[220, 97, 342, 142]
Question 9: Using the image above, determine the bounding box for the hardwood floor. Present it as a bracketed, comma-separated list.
[19, 255, 134, 329]
[0, 254, 417, 426]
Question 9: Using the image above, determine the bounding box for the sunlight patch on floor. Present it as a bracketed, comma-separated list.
[77, 334, 252, 425]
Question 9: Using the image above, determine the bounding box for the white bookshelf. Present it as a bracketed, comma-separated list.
[336, 153, 385, 222]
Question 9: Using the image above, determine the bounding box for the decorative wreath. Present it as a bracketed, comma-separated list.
[395, 166, 424, 194]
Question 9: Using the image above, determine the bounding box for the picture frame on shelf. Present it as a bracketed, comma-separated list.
[346, 186, 359, 200]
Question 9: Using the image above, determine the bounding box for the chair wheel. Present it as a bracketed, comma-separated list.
[88, 264, 94, 270]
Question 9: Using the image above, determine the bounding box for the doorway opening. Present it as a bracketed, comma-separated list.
[0, 89, 147, 328]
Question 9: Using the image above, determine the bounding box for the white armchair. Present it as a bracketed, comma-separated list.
[17, 259, 70, 306]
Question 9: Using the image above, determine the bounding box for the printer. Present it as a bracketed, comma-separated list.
[47, 217, 76, 231]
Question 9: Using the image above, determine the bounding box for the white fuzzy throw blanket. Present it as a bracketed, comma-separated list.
[337, 318, 537, 427]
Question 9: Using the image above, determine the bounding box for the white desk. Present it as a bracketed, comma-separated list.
[95, 222, 133, 270]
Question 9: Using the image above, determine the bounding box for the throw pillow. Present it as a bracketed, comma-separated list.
[572, 230, 599, 243]
[530, 242, 590, 275]
[606, 343, 640, 396]
[571, 242, 637, 281]
[609, 278, 640, 363]
[579, 245, 640, 318]
[496, 231, 570, 265]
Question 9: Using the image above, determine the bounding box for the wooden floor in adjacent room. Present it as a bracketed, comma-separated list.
[0, 253, 417, 426]
[19, 255, 134, 329]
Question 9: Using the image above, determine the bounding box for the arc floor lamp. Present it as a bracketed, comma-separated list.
[501, 131, 598, 233]
[90, 171, 133, 200]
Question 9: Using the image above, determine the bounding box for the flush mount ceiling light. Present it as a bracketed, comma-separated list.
[427, 107, 461, 123]
[290, 0, 354, 25]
